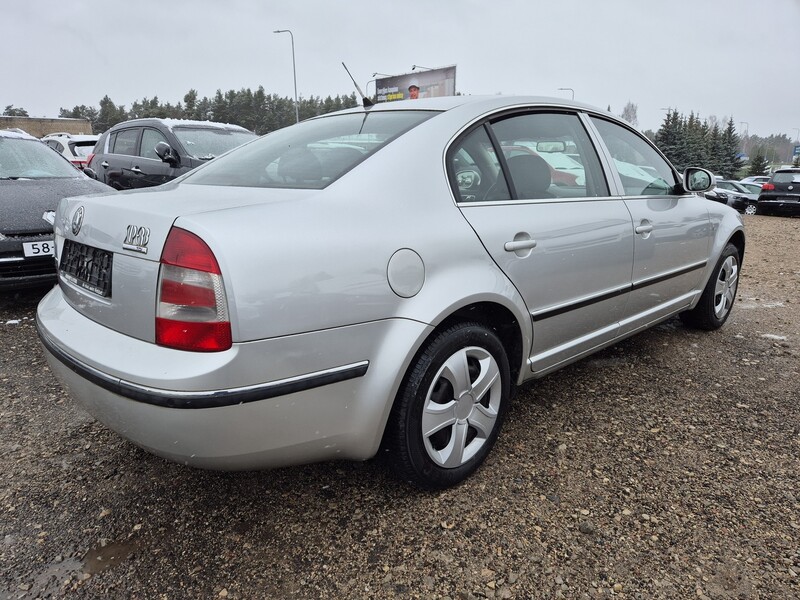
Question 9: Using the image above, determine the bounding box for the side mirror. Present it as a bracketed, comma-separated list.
[683, 167, 714, 193]
[83, 167, 97, 180]
[155, 141, 179, 166]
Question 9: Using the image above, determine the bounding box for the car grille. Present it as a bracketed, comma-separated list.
[0, 254, 56, 280]
[59, 240, 113, 297]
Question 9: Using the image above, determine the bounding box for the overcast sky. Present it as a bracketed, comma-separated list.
[3, 0, 798, 139]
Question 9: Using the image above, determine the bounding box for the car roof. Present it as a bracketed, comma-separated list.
[327, 95, 617, 120]
[42, 133, 98, 142]
[1, 129, 38, 141]
[108, 118, 253, 133]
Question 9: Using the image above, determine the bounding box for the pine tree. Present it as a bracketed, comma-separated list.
[747, 149, 770, 176]
[720, 118, 743, 179]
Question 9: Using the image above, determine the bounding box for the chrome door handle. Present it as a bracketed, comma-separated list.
[131, 167, 143, 174]
[504, 239, 537, 252]
[100, 161, 109, 168]
[635, 224, 653, 234]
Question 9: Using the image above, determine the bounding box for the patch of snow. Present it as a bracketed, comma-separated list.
[761, 334, 788, 341]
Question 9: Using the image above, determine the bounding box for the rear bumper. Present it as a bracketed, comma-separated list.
[36, 286, 431, 470]
[757, 196, 800, 214]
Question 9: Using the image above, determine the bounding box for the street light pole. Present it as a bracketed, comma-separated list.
[558, 87, 574, 100]
[740, 121, 749, 155]
[273, 29, 299, 123]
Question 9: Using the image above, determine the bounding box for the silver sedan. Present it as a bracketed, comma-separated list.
[37, 96, 744, 490]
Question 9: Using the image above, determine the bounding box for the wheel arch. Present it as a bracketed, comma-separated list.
[376, 300, 526, 455]
[728, 228, 746, 268]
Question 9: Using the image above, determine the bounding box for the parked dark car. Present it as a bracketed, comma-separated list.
[714, 179, 759, 215]
[756, 169, 800, 216]
[87, 118, 256, 190]
[0, 130, 112, 290]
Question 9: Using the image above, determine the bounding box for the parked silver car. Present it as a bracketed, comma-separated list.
[36, 96, 744, 489]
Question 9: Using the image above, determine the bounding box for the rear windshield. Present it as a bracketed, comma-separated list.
[772, 171, 800, 184]
[0, 137, 81, 179]
[184, 111, 437, 189]
[173, 127, 256, 160]
[70, 141, 97, 158]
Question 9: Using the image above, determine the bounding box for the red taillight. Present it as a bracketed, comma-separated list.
[156, 227, 232, 352]
[761, 183, 775, 191]
[86, 153, 95, 167]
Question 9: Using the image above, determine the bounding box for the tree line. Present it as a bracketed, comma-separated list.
[649, 109, 798, 177]
[6, 96, 797, 174]
[53, 87, 360, 136]
[653, 111, 743, 178]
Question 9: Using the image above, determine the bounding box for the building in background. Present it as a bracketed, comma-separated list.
[0, 116, 92, 138]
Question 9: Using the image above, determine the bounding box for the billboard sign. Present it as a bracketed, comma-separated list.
[793, 145, 800, 157]
[376, 65, 457, 102]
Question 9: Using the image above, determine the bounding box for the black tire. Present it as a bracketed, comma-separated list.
[680, 243, 740, 330]
[386, 322, 511, 490]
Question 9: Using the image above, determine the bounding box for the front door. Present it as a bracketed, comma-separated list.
[588, 117, 712, 335]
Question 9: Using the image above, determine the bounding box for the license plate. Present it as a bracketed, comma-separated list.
[59, 239, 113, 297]
[22, 240, 55, 257]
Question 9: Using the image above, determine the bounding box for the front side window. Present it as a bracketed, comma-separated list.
[140, 128, 169, 160]
[186, 111, 437, 189]
[590, 117, 678, 196]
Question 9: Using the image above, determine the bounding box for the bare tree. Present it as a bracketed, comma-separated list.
[620, 101, 638, 128]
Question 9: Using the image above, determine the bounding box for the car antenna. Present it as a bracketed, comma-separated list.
[342, 62, 374, 108]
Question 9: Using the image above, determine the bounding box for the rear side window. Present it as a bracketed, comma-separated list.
[489, 112, 609, 199]
[185, 111, 437, 189]
[447, 111, 609, 202]
[111, 129, 139, 156]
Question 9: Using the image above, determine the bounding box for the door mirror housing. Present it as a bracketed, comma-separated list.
[155, 141, 179, 166]
[683, 167, 714, 193]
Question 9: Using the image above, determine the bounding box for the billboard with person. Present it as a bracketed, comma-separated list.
[375, 66, 457, 102]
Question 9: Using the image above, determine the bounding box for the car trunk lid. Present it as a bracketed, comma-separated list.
[55, 183, 309, 342]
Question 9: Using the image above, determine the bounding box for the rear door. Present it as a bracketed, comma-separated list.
[100, 127, 140, 189]
[453, 110, 634, 374]
[588, 116, 712, 334]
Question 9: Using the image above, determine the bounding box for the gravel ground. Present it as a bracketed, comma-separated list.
[1, 215, 798, 600]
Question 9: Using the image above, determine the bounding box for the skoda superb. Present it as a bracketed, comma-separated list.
[37, 96, 745, 490]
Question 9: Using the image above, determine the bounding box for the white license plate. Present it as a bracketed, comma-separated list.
[22, 241, 55, 257]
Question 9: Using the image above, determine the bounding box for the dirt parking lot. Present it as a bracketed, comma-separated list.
[1, 215, 798, 600]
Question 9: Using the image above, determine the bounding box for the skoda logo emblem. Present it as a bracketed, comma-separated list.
[71, 206, 85, 236]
